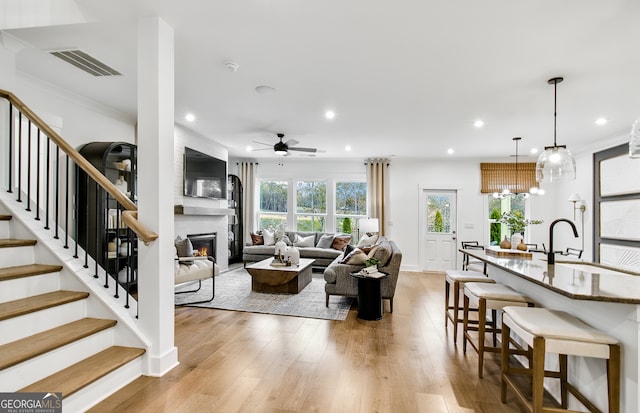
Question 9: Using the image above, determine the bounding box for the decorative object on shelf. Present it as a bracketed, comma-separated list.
[516, 239, 528, 251]
[500, 236, 512, 250]
[121, 158, 131, 171]
[118, 266, 136, 283]
[630, 118, 640, 158]
[115, 176, 128, 193]
[119, 241, 130, 257]
[536, 77, 577, 182]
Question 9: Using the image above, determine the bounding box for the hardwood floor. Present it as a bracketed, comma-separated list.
[89, 271, 527, 413]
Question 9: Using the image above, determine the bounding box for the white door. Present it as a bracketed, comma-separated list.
[420, 190, 457, 271]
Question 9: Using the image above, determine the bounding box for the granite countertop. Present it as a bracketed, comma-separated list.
[461, 249, 640, 304]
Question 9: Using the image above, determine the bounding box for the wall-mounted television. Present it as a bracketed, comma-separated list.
[183, 147, 227, 199]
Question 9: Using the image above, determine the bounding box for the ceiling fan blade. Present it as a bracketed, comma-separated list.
[250, 147, 272, 151]
[284, 139, 299, 147]
[288, 147, 317, 153]
[251, 140, 273, 146]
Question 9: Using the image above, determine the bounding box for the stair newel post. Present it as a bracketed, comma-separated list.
[35, 129, 40, 221]
[64, 155, 69, 249]
[44, 137, 50, 230]
[7, 102, 12, 193]
[16, 111, 21, 202]
[26, 119, 31, 211]
[53, 146, 60, 239]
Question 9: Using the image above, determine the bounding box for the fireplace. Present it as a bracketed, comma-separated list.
[187, 232, 217, 262]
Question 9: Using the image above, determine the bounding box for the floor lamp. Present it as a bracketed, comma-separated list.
[568, 193, 586, 253]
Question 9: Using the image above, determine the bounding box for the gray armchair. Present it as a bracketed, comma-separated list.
[323, 239, 402, 312]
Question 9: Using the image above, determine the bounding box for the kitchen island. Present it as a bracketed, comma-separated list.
[460, 248, 640, 413]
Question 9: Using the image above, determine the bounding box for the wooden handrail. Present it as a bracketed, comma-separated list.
[1, 89, 158, 244]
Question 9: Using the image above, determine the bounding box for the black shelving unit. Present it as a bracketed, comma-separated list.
[227, 174, 243, 264]
[76, 142, 137, 286]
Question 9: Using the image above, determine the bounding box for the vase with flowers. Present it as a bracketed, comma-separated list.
[498, 211, 543, 250]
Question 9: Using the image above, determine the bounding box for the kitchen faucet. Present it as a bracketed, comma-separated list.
[548, 218, 579, 265]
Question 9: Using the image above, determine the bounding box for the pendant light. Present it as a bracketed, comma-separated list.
[492, 137, 543, 198]
[536, 77, 576, 182]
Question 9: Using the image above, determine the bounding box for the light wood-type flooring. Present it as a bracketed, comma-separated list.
[90, 270, 528, 413]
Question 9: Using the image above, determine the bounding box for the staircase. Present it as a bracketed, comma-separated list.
[0, 213, 146, 412]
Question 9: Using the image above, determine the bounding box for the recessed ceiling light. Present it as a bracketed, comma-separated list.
[224, 61, 239, 72]
[473, 120, 484, 128]
[325, 110, 336, 120]
[530, 147, 539, 154]
[345, 145, 352, 151]
[595, 117, 608, 125]
[447, 148, 454, 155]
[255, 85, 276, 95]
[185, 113, 195, 122]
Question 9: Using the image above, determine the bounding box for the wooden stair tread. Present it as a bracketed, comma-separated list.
[0, 215, 11, 221]
[0, 264, 63, 281]
[0, 318, 117, 371]
[20, 346, 145, 398]
[0, 290, 89, 321]
[0, 239, 37, 248]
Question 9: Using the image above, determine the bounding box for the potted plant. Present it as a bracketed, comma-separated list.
[498, 211, 543, 249]
[363, 257, 381, 274]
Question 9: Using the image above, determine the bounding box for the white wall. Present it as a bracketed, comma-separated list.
[174, 124, 229, 270]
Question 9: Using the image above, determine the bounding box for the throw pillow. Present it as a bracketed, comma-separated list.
[345, 249, 368, 265]
[357, 234, 378, 248]
[293, 234, 315, 248]
[363, 245, 378, 255]
[316, 233, 335, 249]
[250, 233, 264, 245]
[331, 235, 352, 250]
[175, 237, 194, 264]
[340, 247, 360, 264]
[343, 243, 355, 258]
[262, 229, 275, 246]
[372, 241, 393, 266]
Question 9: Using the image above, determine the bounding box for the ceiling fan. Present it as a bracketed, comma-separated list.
[252, 133, 318, 156]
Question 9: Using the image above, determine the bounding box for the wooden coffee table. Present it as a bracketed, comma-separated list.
[246, 258, 315, 294]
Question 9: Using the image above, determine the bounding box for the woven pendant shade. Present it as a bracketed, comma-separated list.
[480, 162, 538, 194]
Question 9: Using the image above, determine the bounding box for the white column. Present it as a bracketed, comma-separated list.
[136, 16, 177, 376]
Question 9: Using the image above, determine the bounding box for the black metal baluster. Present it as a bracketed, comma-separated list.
[35, 130, 41, 220]
[83, 174, 89, 268]
[16, 112, 22, 202]
[73, 160, 79, 258]
[54, 146, 60, 239]
[26, 120, 31, 211]
[7, 103, 12, 193]
[94, 180, 99, 279]
[64, 155, 69, 248]
[44, 138, 50, 230]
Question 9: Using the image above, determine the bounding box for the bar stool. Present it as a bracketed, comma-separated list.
[501, 306, 620, 413]
[463, 282, 534, 378]
[445, 270, 495, 343]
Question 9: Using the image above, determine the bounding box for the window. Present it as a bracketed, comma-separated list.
[295, 181, 326, 231]
[488, 195, 526, 245]
[427, 194, 453, 233]
[259, 180, 288, 230]
[335, 181, 367, 240]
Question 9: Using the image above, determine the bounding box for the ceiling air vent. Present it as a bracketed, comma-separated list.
[49, 49, 122, 77]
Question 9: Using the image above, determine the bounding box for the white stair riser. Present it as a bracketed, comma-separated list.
[0, 272, 60, 304]
[63, 356, 144, 413]
[0, 245, 35, 267]
[0, 220, 9, 238]
[0, 300, 87, 346]
[0, 328, 115, 392]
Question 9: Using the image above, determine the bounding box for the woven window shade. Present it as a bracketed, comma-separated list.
[480, 162, 538, 194]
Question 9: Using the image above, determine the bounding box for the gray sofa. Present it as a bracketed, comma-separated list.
[242, 231, 346, 269]
[324, 237, 402, 312]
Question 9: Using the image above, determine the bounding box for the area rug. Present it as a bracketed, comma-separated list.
[175, 267, 353, 321]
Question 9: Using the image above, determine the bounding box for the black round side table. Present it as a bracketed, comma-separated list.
[350, 271, 389, 320]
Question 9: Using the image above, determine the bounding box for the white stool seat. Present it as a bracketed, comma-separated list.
[503, 306, 618, 359]
[444, 270, 494, 344]
[446, 270, 494, 285]
[465, 282, 531, 308]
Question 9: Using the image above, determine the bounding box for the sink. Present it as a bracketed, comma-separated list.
[555, 262, 640, 276]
